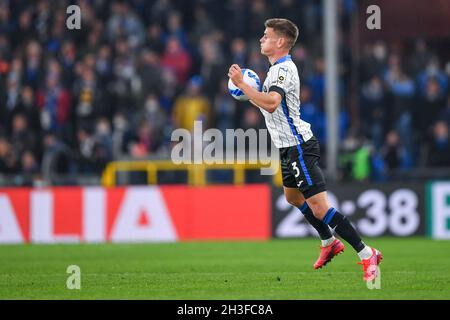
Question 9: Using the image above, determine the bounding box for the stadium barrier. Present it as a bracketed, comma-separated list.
[1, 181, 450, 244]
[101, 161, 283, 186]
[273, 183, 425, 238]
[426, 181, 450, 239]
[0, 185, 270, 243]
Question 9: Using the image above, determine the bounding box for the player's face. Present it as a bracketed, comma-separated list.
[260, 28, 279, 56]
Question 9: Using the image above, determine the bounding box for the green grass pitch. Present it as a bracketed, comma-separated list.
[1, 237, 449, 299]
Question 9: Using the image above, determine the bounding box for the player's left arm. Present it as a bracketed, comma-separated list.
[228, 64, 281, 113]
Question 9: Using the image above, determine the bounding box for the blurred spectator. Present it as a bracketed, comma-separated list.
[36, 73, 71, 134]
[225, 0, 249, 38]
[46, 10, 66, 54]
[112, 112, 133, 158]
[73, 66, 100, 129]
[307, 57, 326, 107]
[275, 0, 301, 28]
[384, 54, 415, 101]
[240, 106, 265, 131]
[138, 94, 168, 150]
[191, 5, 216, 45]
[146, 24, 164, 54]
[84, 19, 104, 54]
[2, 59, 23, 129]
[111, 37, 139, 111]
[0, 0, 448, 185]
[173, 75, 211, 132]
[299, 85, 324, 142]
[74, 127, 97, 173]
[23, 40, 44, 90]
[162, 11, 188, 49]
[408, 39, 434, 75]
[0, 137, 18, 173]
[60, 41, 78, 87]
[339, 133, 371, 182]
[10, 113, 37, 159]
[129, 120, 155, 159]
[414, 77, 446, 143]
[292, 44, 314, 80]
[379, 130, 411, 171]
[360, 41, 388, 82]
[248, 48, 268, 81]
[21, 150, 39, 174]
[138, 49, 163, 98]
[214, 79, 237, 134]
[35, 0, 51, 42]
[230, 38, 247, 68]
[300, 0, 322, 42]
[12, 8, 36, 47]
[438, 95, 450, 125]
[150, 0, 174, 27]
[383, 53, 415, 155]
[360, 76, 386, 150]
[92, 118, 114, 170]
[20, 150, 40, 186]
[417, 58, 448, 98]
[0, 34, 10, 60]
[199, 36, 225, 100]
[248, 0, 271, 39]
[41, 132, 73, 181]
[16, 86, 41, 135]
[161, 36, 192, 86]
[95, 44, 113, 84]
[0, 82, 40, 133]
[426, 121, 450, 167]
[106, 0, 145, 49]
[159, 67, 178, 114]
[0, 1, 13, 34]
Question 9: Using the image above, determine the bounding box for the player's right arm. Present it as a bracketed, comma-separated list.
[228, 64, 281, 113]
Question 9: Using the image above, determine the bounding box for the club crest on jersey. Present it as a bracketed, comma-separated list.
[278, 75, 285, 84]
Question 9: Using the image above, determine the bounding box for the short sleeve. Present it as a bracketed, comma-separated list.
[268, 65, 290, 100]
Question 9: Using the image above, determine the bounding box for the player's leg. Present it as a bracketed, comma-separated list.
[306, 190, 371, 255]
[289, 136, 365, 253]
[306, 191, 383, 280]
[283, 186, 335, 246]
[282, 142, 344, 269]
[292, 136, 382, 278]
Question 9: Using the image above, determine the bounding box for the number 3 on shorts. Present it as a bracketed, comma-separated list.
[291, 162, 300, 177]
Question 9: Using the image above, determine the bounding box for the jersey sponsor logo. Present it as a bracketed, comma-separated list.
[277, 67, 288, 85]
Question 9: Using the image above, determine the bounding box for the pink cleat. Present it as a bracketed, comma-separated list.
[357, 248, 383, 281]
[313, 239, 345, 269]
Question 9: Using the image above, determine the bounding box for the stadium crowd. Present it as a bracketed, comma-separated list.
[0, 0, 449, 185]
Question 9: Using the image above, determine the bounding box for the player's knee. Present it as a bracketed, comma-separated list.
[307, 202, 328, 220]
[285, 195, 303, 208]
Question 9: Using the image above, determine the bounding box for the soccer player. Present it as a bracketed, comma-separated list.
[228, 18, 382, 281]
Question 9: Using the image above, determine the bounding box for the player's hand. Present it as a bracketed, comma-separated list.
[228, 64, 244, 87]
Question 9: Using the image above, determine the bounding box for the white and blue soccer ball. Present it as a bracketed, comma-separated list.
[228, 68, 261, 101]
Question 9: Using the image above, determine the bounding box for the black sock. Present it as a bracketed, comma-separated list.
[298, 203, 333, 241]
[322, 208, 365, 252]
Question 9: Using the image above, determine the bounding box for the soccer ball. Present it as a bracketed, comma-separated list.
[228, 68, 261, 101]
